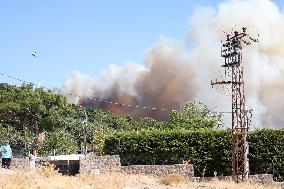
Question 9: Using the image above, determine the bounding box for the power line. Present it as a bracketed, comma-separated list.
[0, 72, 232, 114]
[0, 72, 174, 112]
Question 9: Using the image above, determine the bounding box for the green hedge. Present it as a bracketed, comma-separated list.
[249, 129, 284, 178]
[104, 129, 232, 176]
[104, 129, 284, 177]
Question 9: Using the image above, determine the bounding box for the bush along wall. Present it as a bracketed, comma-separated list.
[104, 129, 232, 176]
[104, 128, 284, 178]
[249, 129, 284, 180]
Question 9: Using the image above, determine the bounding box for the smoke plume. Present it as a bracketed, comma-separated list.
[64, 0, 284, 128]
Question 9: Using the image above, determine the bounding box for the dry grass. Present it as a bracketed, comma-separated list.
[0, 166, 126, 189]
[191, 178, 282, 189]
[158, 174, 189, 185]
[0, 168, 282, 189]
[157, 175, 282, 189]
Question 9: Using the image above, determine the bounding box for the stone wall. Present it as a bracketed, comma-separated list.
[0, 157, 30, 170]
[43, 153, 274, 185]
[79, 153, 194, 178]
[121, 164, 194, 178]
[79, 153, 121, 174]
[249, 174, 274, 185]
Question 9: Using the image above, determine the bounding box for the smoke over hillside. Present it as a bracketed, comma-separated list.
[64, 0, 284, 128]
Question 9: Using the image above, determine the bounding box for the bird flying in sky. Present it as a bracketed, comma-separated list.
[32, 52, 37, 57]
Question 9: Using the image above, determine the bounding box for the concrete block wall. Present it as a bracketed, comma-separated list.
[121, 164, 194, 178]
[0, 157, 30, 170]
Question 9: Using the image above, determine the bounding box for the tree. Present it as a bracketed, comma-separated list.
[0, 83, 73, 155]
[38, 129, 77, 156]
[66, 106, 139, 153]
[134, 117, 165, 130]
[169, 101, 223, 129]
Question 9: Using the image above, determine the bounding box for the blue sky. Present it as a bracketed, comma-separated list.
[0, 0, 283, 89]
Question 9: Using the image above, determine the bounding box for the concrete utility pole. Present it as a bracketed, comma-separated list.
[244, 107, 253, 179]
[211, 27, 258, 182]
[83, 108, 88, 155]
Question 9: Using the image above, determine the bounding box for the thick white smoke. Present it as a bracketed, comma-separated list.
[64, 0, 284, 128]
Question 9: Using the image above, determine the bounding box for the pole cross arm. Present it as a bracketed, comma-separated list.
[211, 80, 243, 86]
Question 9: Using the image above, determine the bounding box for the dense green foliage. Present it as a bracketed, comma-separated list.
[104, 129, 231, 176]
[0, 83, 72, 131]
[169, 101, 223, 129]
[104, 129, 284, 177]
[0, 83, 168, 155]
[0, 83, 72, 154]
[38, 129, 77, 156]
[249, 129, 284, 178]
